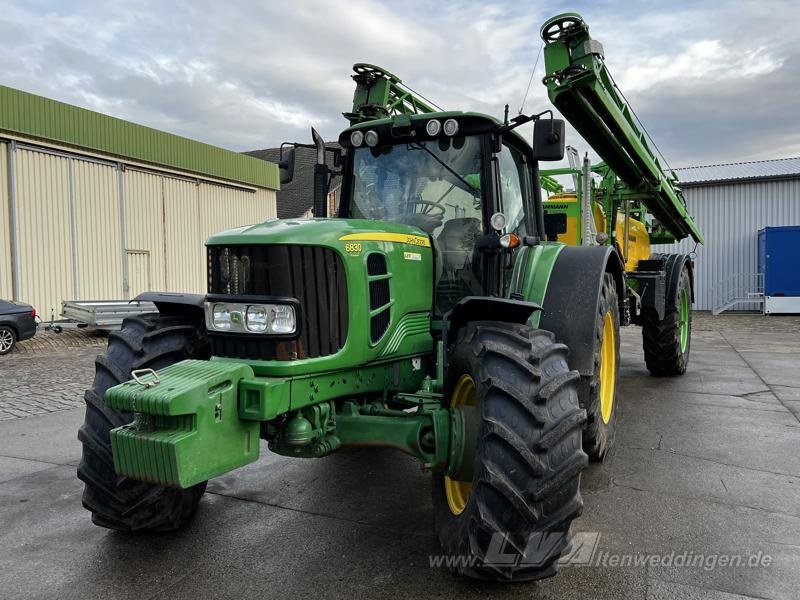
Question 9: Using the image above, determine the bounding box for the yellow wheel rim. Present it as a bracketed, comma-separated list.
[599, 311, 616, 424]
[444, 374, 477, 515]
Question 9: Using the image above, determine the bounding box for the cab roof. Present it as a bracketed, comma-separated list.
[338, 111, 530, 151]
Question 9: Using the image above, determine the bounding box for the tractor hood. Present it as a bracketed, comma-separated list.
[204, 217, 435, 377]
[206, 217, 431, 249]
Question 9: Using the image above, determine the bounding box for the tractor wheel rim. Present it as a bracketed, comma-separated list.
[445, 374, 477, 516]
[599, 311, 616, 424]
[679, 288, 689, 354]
[0, 330, 12, 352]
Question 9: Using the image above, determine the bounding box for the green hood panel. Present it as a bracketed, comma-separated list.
[206, 217, 435, 378]
[206, 218, 431, 248]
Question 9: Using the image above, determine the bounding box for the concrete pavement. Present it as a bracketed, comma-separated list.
[1, 313, 799, 599]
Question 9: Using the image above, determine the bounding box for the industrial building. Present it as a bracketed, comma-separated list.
[655, 157, 800, 312]
[246, 145, 341, 219]
[2, 82, 796, 318]
[0, 86, 279, 317]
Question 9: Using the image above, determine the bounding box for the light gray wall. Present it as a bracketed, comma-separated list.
[651, 178, 800, 310]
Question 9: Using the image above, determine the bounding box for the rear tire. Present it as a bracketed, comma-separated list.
[581, 273, 620, 461]
[77, 312, 210, 531]
[432, 321, 587, 581]
[0, 325, 16, 355]
[642, 264, 692, 376]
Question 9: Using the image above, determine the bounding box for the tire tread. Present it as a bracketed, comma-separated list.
[77, 312, 210, 531]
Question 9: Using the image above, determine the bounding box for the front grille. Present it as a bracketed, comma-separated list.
[207, 245, 348, 360]
[369, 279, 390, 311]
[367, 253, 387, 276]
[366, 252, 391, 343]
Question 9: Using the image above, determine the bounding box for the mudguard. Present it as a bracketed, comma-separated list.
[630, 253, 694, 323]
[661, 253, 694, 304]
[133, 292, 206, 319]
[442, 296, 542, 361]
[538, 246, 624, 376]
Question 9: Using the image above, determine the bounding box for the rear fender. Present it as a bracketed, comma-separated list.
[537, 245, 624, 376]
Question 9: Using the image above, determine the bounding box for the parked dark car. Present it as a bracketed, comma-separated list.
[0, 299, 37, 355]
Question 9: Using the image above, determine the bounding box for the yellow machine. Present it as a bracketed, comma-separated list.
[543, 192, 650, 272]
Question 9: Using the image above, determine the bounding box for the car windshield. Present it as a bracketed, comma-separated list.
[349, 135, 484, 236]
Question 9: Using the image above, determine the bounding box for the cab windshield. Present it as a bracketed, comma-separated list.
[349, 135, 484, 235]
[348, 135, 486, 314]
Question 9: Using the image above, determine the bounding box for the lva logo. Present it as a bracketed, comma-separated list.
[480, 531, 599, 567]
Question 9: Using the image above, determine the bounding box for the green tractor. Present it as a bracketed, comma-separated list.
[77, 14, 701, 581]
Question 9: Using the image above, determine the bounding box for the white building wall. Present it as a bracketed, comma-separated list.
[0, 139, 277, 315]
[72, 159, 124, 301]
[13, 147, 74, 319]
[652, 178, 800, 310]
[0, 142, 11, 299]
[124, 169, 167, 296]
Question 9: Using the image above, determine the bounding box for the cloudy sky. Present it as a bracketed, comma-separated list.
[2, 0, 798, 168]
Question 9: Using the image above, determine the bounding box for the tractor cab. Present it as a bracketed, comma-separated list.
[335, 112, 558, 313]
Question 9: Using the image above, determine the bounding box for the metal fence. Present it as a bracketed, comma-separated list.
[710, 273, 764, 314]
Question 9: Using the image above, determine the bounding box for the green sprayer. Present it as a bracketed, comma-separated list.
[78, 14, 701, 581]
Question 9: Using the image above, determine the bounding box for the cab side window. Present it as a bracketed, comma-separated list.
[497, 144, 528, 235]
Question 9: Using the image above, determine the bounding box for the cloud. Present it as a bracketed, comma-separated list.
[617, 40, 782, 93]
[0, 0, 798, 168]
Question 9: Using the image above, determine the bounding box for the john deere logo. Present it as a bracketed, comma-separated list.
[231, 311, 243, 324]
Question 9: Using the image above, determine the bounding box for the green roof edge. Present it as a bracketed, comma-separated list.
[0, 85, 279, 191]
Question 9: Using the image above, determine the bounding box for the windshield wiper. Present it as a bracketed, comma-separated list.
[408, 142, 479, 196]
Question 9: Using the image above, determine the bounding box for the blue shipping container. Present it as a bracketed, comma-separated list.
[758, 226, 800, 296]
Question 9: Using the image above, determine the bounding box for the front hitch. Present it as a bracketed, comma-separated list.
[106, 358, 479, 489]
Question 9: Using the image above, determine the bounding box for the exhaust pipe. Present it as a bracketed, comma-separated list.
[312, 128, 329, 218]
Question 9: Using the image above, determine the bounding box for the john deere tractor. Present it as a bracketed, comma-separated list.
[77, 14, 702, 581]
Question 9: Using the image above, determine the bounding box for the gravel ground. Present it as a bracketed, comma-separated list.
[0, 329, 104, 420]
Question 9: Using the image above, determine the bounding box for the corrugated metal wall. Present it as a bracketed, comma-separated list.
[163, 177, 205, 294]
[198, 181, 273, 240]
[652, 178, 800, 310]
[124, 170, 167, 296]
[1, 140, 277, 314]
[0, 142, 11, 299]
[73, 159, 123, 300]
[14, 148, 74, 317]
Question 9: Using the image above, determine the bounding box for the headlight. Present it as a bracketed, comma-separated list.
[269, 305, 296, 334]
[206, 302, 296, 335]
[490, 211, 507, 230]
[364, 130, 379, 147]
[425, 119, 441, 136]
[212, 304, 232, 330]
[443, 118, 459, 136]
[245, 305, 268, 332]
[350, 130, 364, 147]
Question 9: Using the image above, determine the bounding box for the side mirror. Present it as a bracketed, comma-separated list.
[279, 147, 295, 185]
[533, 118, 566, 161]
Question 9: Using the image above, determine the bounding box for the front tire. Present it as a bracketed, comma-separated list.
[432, 321, 587, 581]
[77, 312, 210, 531]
